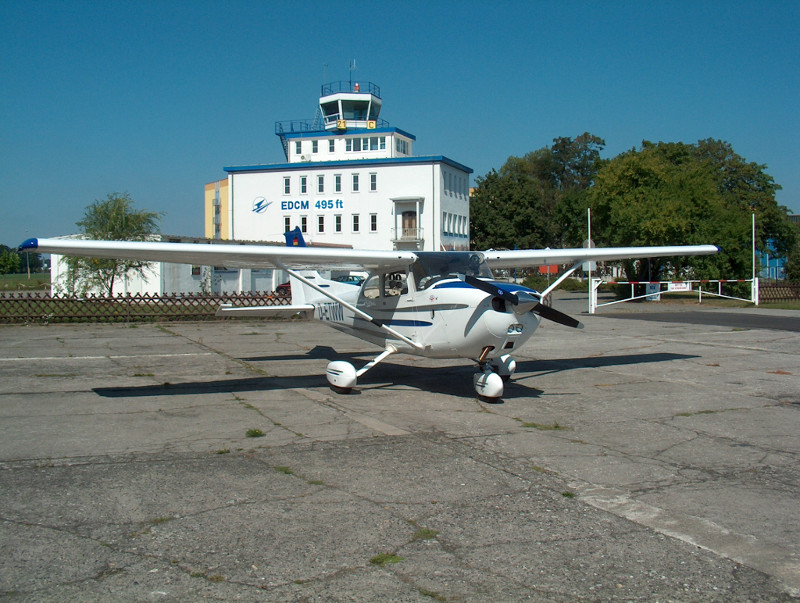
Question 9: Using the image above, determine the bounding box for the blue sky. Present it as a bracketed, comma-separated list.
[2, 0, 798, 247]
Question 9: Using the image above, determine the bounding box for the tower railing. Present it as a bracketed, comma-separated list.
[321, 81, 381, 97]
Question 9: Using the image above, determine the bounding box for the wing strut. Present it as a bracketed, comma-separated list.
[540, 261, 582, 299]
[276, 263, 425, 351]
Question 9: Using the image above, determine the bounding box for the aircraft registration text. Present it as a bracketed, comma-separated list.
[316, 302, 344, 322]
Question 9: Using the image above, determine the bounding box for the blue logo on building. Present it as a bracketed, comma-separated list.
[252, 197, 272, 214]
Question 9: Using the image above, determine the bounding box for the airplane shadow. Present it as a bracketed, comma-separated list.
[241, 345, 375, 363]
[93, 349, 697, 401]
[513, 351, 699, 377]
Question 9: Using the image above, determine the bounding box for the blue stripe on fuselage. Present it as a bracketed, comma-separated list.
[432, 280, 539, 294]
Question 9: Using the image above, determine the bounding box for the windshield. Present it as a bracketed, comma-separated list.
[411, 252, 493, 290]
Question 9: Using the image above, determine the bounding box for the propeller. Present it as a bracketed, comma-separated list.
[460, 275, 584, 329]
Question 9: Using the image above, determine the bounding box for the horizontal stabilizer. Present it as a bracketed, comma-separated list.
[215, 304, 314, 318]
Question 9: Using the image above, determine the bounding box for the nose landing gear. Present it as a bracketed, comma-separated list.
[473, 348, 516, 399]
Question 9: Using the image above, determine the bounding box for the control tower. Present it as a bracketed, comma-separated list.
[275, 81, 392, 160]
[318, 81, 384, 130]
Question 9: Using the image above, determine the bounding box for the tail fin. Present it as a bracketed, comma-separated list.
[283, 227, 306, 247]
[282, 227, 311, 304]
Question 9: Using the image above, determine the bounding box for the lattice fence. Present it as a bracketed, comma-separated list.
[0, 291, 292, 324]
[759, 282, 800, 302]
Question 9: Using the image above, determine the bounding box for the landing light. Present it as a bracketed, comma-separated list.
[507, 324, 523, 334]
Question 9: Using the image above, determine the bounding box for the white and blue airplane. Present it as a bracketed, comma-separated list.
[20, 234, 718, 398]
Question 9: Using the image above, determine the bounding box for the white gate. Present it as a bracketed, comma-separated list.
[589, 278, 759, 313]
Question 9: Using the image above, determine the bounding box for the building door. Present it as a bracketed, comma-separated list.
[402, 211, 417, 239]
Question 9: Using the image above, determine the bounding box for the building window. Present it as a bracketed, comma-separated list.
[352, 173, 359, 192]
[284, 217, 291, 232]
[334, 174, 342, 192]
[301, 216, 307, 233]
[396, 139, 408, 155]
[352, 214, 360, 232]
[317, 175, 324, 194]
[283, 177, 290, 195]
[370, 214, 377, 232]
[335, 214, 342, 233]
[347, 138, 362, 152]
[318, 215, 325, 233]
[312, 140, 318, 154]
[295, 141, 301, 155]
[370, 173, 377, 191]
[379, 136, 386, 150]
[300, 176, 307, 194]
[329, 139, 335, 153]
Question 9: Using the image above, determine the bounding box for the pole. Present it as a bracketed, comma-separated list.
[752, 213, 759, 305]
[587, 207, 592, 314]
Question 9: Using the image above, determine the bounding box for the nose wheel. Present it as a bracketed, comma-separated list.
[473, 351, 516, 399]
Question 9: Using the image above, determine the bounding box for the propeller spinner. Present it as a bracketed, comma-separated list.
[460, 275, 584, 329]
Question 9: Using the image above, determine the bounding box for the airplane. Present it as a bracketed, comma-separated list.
[19, 233, 718, 399]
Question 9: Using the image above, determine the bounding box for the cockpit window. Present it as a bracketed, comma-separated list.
[411, 252, 492, 290]
[361, 271, 408, 298]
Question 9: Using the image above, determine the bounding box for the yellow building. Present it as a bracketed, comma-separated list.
[204, 179, 230, 239]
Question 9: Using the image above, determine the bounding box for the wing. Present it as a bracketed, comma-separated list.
[19, 238, 417, 272]
[482, 245, 720, 268]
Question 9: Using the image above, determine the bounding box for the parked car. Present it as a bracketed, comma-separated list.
[332, 275, 365, 285]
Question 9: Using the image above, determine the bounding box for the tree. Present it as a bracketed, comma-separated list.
[470, 133, 604, 251]
[587, 140, 795, 282]
[0, 246, 21, 275]
[65, 193, 162, 295]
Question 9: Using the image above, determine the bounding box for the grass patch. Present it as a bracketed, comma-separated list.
[274, 466, 294, 475]
[561, 491, 576, 498]
[412, 527, 438, 541]
[216, 448, 230, 455]
[246, 428, 265, 438]
[759, 300, 800, 310]
[0, 273, 49, 291]
[370, 553, 403, 567]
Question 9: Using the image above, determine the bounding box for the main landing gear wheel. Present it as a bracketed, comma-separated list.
[326, 361, 357, 393]
[325, 349, 396, 394]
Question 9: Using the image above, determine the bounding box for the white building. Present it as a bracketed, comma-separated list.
[49, 235, 276, 296]
[207, 81, 472, 253]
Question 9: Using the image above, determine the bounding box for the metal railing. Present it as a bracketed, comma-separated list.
[321, 81, 381, 97]
[391, 227, 424, 242]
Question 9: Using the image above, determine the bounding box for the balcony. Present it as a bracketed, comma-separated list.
[391, 227, 424, 242]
